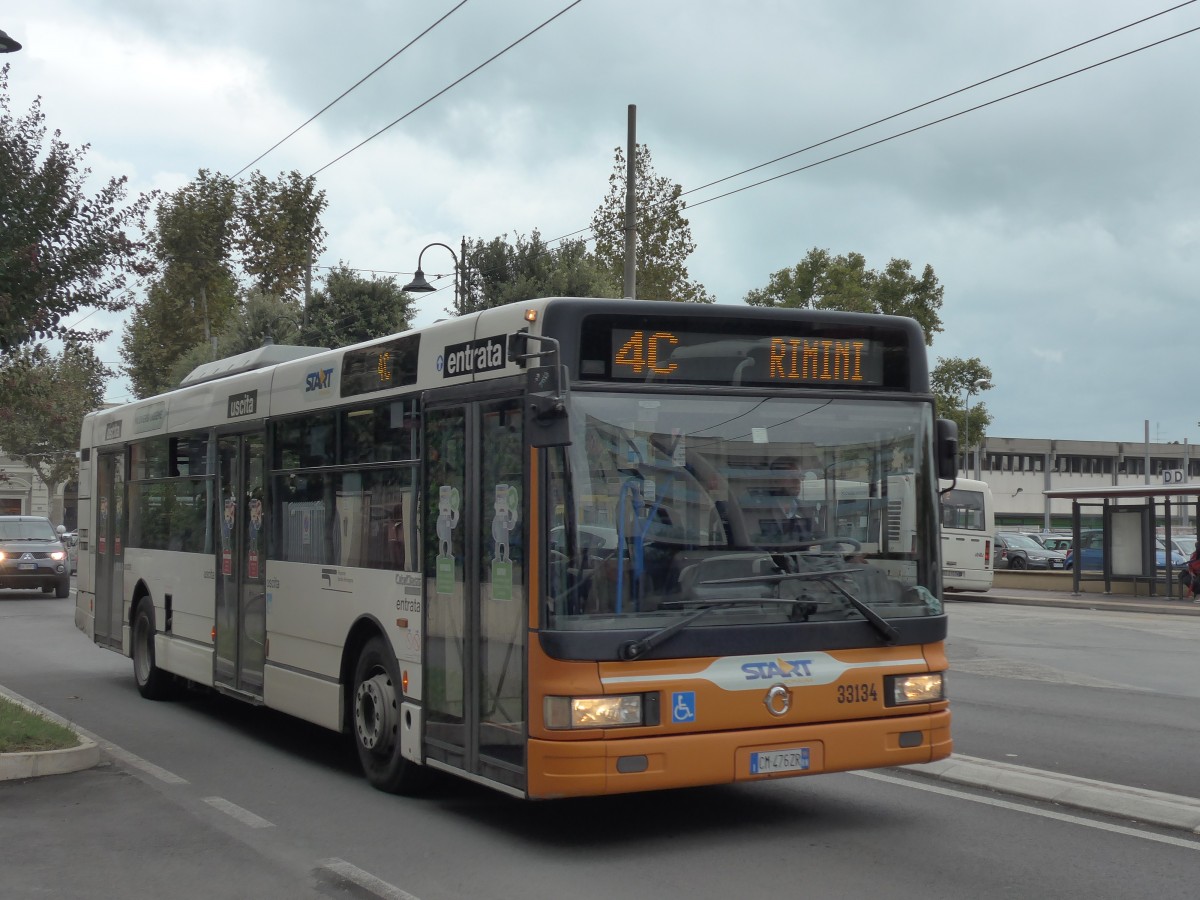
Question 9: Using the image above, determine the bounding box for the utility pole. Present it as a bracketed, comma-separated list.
[623, 104, 637, 299]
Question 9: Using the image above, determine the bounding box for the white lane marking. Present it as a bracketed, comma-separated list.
[855, 770, 1200, 850]
[95, 739, 188, 784]
[202, 796, 274, 829]
[319, 858, 423, 900]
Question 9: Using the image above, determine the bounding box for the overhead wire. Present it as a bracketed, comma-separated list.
[678, 0, 1198, 202]
[232, 1, 473, 179]
[685, 23, 1200, 211]
[309, 0, 586, 177]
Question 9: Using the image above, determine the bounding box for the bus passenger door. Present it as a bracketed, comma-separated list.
[423, 396, 526, 792]
[93, 450, 124, 650]
[214, 431, 267, 696]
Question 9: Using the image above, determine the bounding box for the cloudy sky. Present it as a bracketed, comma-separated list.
[4, 1, 1198, 444]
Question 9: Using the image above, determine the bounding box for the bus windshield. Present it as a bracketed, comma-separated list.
[546, 391, 941, 632]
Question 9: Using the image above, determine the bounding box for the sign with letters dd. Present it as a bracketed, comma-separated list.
[1163, 469, 1187, 484]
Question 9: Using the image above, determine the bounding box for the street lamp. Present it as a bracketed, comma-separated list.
[0, 30, 22, 53]
[963, 377, 989, 475]
[402, 242, 462, 316]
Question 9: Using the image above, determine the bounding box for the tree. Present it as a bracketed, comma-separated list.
[590, 144, 712, 303]
[744, 248, 944, 345]
[119, 170, 241, 397]
[0, 342, 109, 523]
[931, 356, 993, 449]
[166, 292, 307, 389]
[461, 231, 616, 314]
[121, 168, 329, 398]
[237, 170, 327, 302]
[301, 264, 414, 348]
[0, 64, 154, 352]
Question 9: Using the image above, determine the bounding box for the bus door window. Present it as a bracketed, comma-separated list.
[478, 399, 525, 771]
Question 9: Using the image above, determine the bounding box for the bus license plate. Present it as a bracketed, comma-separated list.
[750, 748, 810, 775]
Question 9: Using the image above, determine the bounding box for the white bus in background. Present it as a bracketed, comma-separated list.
[939, 477, 994, 592]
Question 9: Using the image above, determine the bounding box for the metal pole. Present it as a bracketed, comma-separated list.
[1144, 419, 1151, 485]
[623, 104, 637, 299]
[964, 389, 971, 476]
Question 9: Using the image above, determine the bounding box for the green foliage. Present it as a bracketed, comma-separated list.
[591, 144, 713, 304]
[122, 168, 329, 398]
[237, 170, 327, 301]
[744, 247, 944, 345]
[931, 357, 993, 447]
[120, 281, 198, 397]
[301, 264, 414, 348]
[166, 293, 307, 388]
[461, 231, 617, 314]
[0, 64, 154, 352]
[0, 342, 109, 502]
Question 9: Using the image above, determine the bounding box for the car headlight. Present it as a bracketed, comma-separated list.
[0, 551, 6, 561]
[545, 694, 646, 729]
[885, 673, 945, 706]
[50, 550, 66, 561]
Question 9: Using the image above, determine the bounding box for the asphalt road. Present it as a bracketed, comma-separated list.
[3, 588, 1200, 899]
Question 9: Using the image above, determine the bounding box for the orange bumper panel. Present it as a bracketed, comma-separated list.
[527, 710, 952, 799]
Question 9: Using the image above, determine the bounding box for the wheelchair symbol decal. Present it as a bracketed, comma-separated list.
[672, 691, 696, 724]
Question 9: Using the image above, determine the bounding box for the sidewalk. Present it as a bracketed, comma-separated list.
[946, 585, 1200, 616]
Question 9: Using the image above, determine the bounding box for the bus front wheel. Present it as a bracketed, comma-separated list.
[132, 597, 174, 700]
[352, 636, 425, 794]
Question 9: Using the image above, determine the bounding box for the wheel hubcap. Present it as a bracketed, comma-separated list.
[355, 673, 396, 753]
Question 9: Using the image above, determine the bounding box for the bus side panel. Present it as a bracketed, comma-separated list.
[74, 423, 96, 640]
[264, 562, 420, 732]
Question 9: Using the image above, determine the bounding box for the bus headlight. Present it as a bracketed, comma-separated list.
[545, 694, 644, 729]
[885, 673, 945, 706]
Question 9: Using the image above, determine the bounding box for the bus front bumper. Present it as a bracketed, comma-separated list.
[526, 709, 951, 799]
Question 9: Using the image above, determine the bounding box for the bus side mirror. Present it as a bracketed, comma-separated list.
[526, 364, 571, 448]
[936, 418, 959, 481]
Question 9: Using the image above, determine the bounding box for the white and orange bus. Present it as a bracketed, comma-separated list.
[75, 298, 956, 799]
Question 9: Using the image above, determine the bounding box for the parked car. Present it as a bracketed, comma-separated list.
[1064, 529, 1187, 570]
[1166, 535, 1198, 561]
[0, 516, 71, 597]
[1037, 534, 1073, 554]
[994, 531, 1068, 570]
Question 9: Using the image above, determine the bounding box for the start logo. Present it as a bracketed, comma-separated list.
[741, 658, 814, 680]
[306, 367, 334, 392]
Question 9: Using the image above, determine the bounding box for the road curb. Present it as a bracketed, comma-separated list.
[909, 754, 1200, 833]
[946, 593, 1200, 616]
[0, 686, 100, 782]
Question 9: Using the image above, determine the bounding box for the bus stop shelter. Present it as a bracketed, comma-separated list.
[1043, 483, 1200, 597]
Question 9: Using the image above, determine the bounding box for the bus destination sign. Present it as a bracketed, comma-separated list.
[604, 328, 885, 387]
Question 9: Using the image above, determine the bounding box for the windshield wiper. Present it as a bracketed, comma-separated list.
[695, 570, 901, 645]
[619, 598, 823, 661]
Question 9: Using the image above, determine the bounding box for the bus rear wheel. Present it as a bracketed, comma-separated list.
[352, 636, 425, 794]
[132, 597, 174, 700]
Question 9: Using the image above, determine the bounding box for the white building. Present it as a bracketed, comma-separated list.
[0, 453, 54, 519]
[964, 436, 1199, 531]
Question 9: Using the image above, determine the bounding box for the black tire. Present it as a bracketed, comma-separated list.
[132, 597, 174, 700]
[352, 635, 426, 794]
[1009, 555, 1027, 571]
[55, 576, 70, 599]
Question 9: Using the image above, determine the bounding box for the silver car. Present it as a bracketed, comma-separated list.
[994, 531, 1068, 570]
[0, 516, 71, 597]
